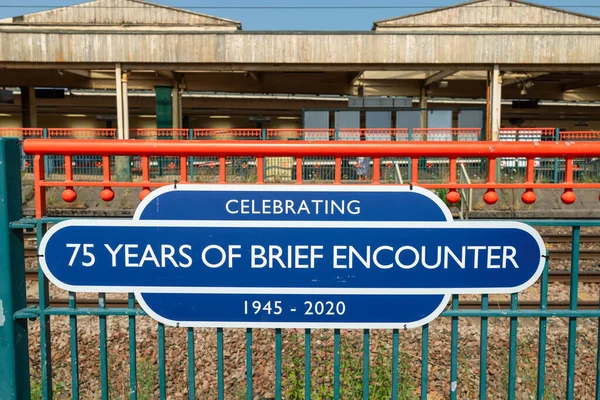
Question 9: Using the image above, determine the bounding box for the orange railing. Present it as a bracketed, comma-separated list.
[499, 127, 556, 140]
[413, 128, 482, 141]
[337, 128, 410, 140]
[129, 128, 188, 139]
[194, 128, 262, 139]
[267, 128, 335, 140]
[47, 128, 116, 138]
[560, 131, 600, 141]
[23, 139, 600, 218]
[0, 128, 43, 138]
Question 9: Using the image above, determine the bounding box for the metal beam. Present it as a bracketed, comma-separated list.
[423, 70, 457, 87]
[348, 71, 363, 84]
[247, 71, 261, 82]
[63, 69, 90, 78]
[561, 79, 600, 91]
[156, 70, 175, 80]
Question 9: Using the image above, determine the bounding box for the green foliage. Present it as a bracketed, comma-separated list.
[283, 332, 417, 400]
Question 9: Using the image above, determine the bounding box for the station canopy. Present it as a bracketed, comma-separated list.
[1, 0, 600, 106]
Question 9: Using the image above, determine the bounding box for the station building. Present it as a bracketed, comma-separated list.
[0, 0, 600, 140]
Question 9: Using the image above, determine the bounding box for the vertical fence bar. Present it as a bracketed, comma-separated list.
[128, 293, 137, 400]
[158, 323, 166, 399]
[219, 157, 226, 183]
[33, 155, 46, 218]
[217, 328, 224, 400]
[565, 159, 574, 186]
[596, 293, 600, 400]
[334, 157, 342, 184]
[42, 128, 49, 173]
[411, 158, 419, 183]
[372, 157, 380, 183]
[188, 129, 194, 181]
[421, 324, 429, 400]
[295, 157, 303, 184]
[305, 329, 311, 400]
[180, 156, 188, 183]
[37, 221, 53, 400]
[246, 328, 253, 400]
[450, 295, 459, 400]
[275, 328, 282, 400]
[553, 128, 560, 183]
[449, 158, 457, 185]
[99, 293, 108, 400]
[69, 292, 80, 400]
[188, 328, 195, 400]
[0, 138, 30, 400]
[363, 329, 370, 400]
[392, 329, 399, 400]
[566, 226, 580, 400]
[536, 259, 549, 400]
[407, 128, 413, 177]
[526, 158, 535, 186]
[256, 158, 264, 184]
[65, 154, 74, 182]
[507, 293, 518, 400]
[334, 329, 341, 400]
[479, 294, 488, 400]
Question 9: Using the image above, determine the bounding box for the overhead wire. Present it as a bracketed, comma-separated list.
[1, 4, 600, 9]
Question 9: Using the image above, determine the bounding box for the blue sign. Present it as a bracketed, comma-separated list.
[39, 185, 545, 329]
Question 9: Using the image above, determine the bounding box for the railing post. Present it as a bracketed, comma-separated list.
[407, 128, 413, 180]
[42, 128, 50, 174]
[188, 128, 194, 181]
[0, 138, 30, 400]
[554, 127, 560, 184]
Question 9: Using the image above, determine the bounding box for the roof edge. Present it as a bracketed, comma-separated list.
[3, 0, 242, 29]
[128, 0, 241, 27]
[373, 0, 600, 28]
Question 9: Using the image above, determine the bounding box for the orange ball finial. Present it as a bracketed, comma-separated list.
[62, 187, 77, 203]
[100, 187, 115, 202]
[561, 189, 576, 205]
[139, 188, 151, 201]
[521, 189, 536, 205]
[446, 189, 461, 204]
[483, 189, 498, 205]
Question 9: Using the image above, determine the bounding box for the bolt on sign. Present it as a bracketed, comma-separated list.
[40, 185, 545, 329]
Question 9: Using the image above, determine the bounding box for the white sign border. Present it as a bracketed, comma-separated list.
[39, 219, 546, 296]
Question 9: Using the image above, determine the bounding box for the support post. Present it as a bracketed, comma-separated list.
[122, 72, 129, 139]
[19, 86, 37, 128]
[115, 64, 124, 140]
[115, 65, 131, 180]
[0, 138, 30, 400]
[491, 65, 502, 141]
[420, 87, 428, 136]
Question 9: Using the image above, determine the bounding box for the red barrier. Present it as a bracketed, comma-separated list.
[24, 139, 600, 218]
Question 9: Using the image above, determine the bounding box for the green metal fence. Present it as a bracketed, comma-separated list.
[1, 137, 600, 399]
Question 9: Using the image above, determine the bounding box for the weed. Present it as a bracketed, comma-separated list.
[137, 358, 158, 400]
[30, 379, 67, 400]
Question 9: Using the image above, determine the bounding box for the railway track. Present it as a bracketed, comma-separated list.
[24, 297, 600, 310]
[21, 233, 600, 281]
[22, 270, 600, 284]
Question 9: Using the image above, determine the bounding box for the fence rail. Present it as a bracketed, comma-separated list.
[22, 139, 600, 219]
[2, 127, 600, 140]
[3, 127, 600, 186]
[1, 136, 599, 399]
